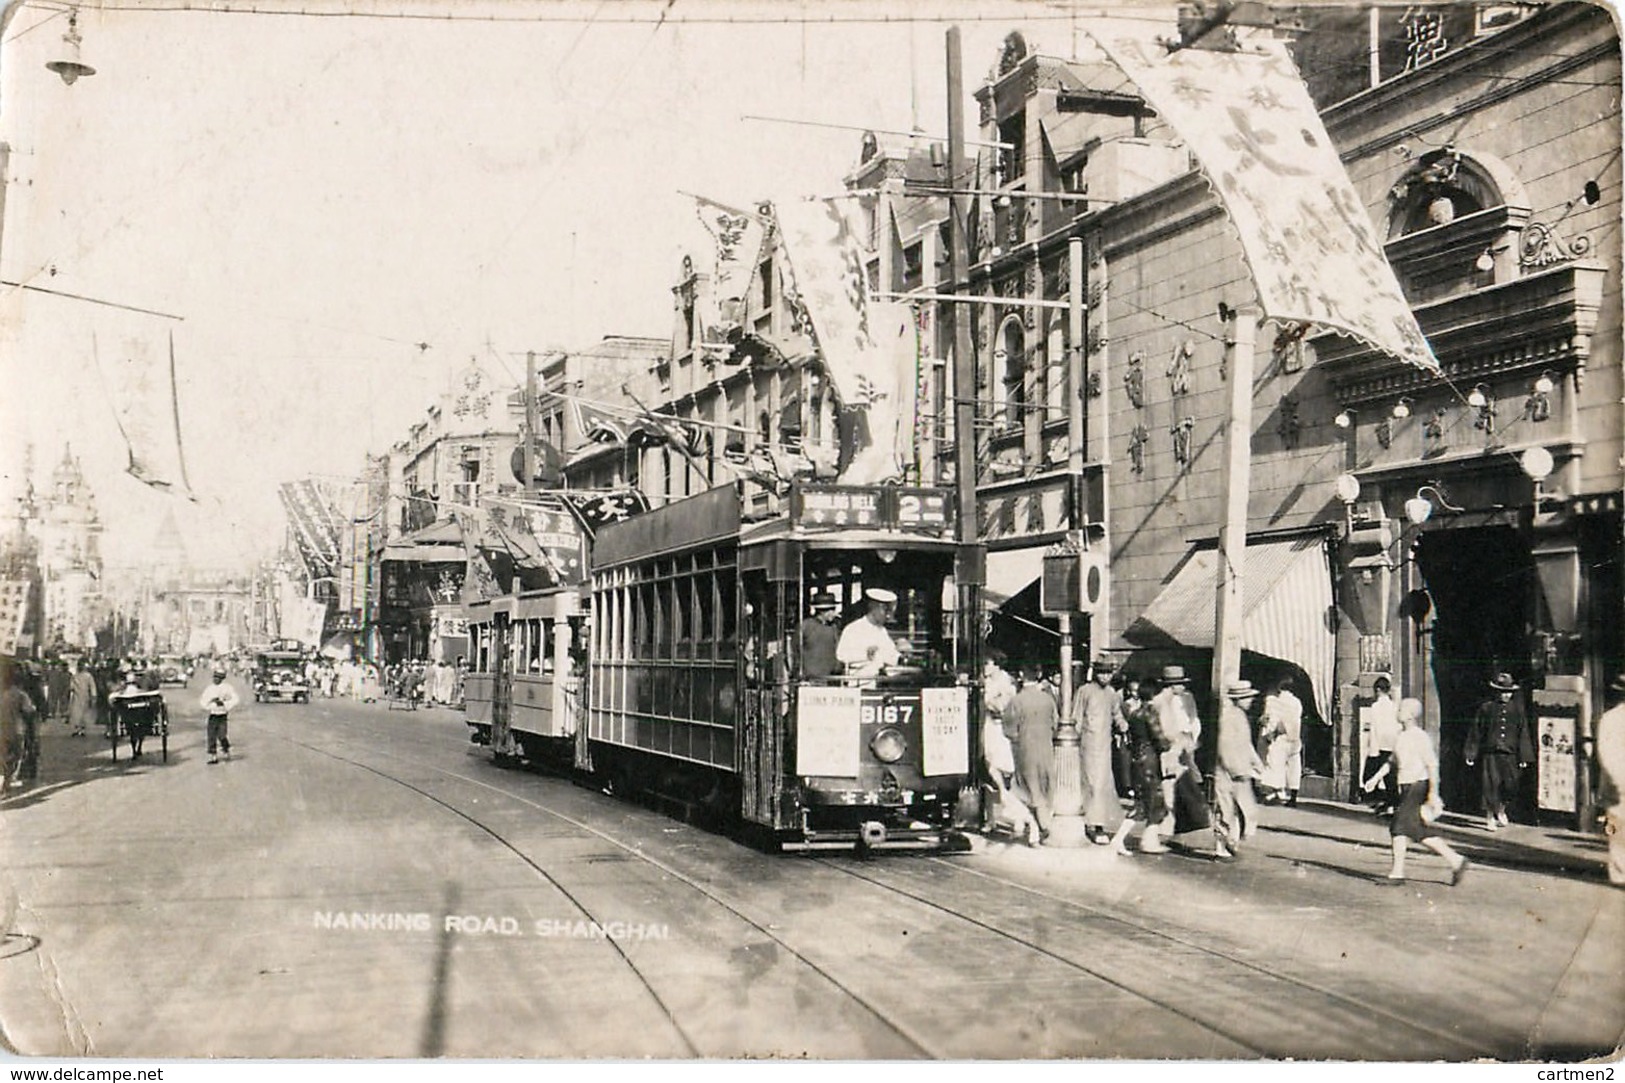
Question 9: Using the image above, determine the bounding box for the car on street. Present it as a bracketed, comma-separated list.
[253, 651, 310, 704]
[156, 654, 192, 686]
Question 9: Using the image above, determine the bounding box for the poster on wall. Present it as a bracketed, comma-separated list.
[796, 685, 860, 777]
[1536, 709, 1578, 813]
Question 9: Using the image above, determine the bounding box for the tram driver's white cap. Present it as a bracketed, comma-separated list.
[865, 588, 898, 604]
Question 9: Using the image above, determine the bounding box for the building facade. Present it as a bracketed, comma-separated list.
[920, 4, 1621, 818]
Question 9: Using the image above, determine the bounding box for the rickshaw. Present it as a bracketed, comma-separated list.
[108, 689, 168, 762]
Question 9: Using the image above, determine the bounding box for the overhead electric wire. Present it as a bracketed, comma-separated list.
[75, 1, 1090, 25]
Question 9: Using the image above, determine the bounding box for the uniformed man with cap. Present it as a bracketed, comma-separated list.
[836, 588, 908, 677]
[1465, 671, 1534, 831]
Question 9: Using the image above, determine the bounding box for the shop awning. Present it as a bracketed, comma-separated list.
[381, 544, 465, 564]
[1124, 534, 1333, 718]
[985, 547, 1045, 607]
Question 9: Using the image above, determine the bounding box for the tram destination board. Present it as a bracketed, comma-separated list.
[790, 484, 954, 536]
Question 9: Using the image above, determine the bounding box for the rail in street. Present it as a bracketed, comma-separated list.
[1, 682, 1620, 1060]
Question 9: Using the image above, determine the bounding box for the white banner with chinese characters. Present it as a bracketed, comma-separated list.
[776, 198, 915, 484]
[694, 196, 767, 349]
[1084, 22, 1438, 372]
[282, 599, 327, 648]
[0, 578, 31, 657]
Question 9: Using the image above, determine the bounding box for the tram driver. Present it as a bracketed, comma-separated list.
[836, 588, 911, 678]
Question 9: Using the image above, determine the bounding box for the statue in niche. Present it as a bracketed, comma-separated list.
[1124, 353, 1146, 408]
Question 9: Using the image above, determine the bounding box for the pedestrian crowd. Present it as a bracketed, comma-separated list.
[0, 649, 470, 791]
[975, 654, 1625, 889]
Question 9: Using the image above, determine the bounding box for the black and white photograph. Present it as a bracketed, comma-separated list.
[0, 0, 1620, 1068]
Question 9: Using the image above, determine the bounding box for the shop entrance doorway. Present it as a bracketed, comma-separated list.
[1414, 525, 1535, 812]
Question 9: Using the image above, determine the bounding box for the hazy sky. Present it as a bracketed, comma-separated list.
[0, 0, 1165, 567]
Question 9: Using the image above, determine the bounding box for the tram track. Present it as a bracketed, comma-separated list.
[812, 853, 1491, 1060]
[281, 732, 945, 1059]
[282, 719, 1501, 1059]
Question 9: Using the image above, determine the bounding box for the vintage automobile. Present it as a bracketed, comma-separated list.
[156, 654, 192, 687]
[253, 651, 311, 704]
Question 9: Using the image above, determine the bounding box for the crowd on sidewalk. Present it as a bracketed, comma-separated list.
[976, 653, 1625, 890]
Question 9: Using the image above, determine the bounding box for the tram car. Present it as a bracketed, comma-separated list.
[463, 587, 586, 769]
[584, 482, 983, 850]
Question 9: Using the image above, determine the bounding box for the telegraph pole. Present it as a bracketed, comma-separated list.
[524, 350, 539, 496]
[1212, 306, 1259, 717]
[946, 26, 976, 556]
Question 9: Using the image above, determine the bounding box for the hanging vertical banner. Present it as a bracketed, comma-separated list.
[1083, 21, 1437, 372]
[694, 196, 768, 349]
[0, 578, 31, 657]
[776, 198, 912, 485]
[100, 332, 195, 493]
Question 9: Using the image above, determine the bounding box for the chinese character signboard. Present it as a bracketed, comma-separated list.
[0, 578, 30, 656]
[791, 485, 954, 537]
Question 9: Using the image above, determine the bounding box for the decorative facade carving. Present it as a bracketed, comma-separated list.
[1171, 417, 1195, 466]
[1375, 418, 1393, 450]
[1276, 394, 1301, 449]
[1128, 424, 1149, 475]
[1124, 353, 1145, 408]
[1167, 340, 1194, 396]
[1519, 221, 1591, 268]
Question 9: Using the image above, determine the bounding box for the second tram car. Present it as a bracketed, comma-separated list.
[464, 588, 585, 768]
[585, 482, 983, 850]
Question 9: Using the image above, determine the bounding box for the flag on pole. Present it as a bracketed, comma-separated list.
[1083, 21, 1437, 372]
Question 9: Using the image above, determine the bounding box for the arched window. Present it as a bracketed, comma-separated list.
[996, 315, 1026, 430]
[1384, 149, 1529, 304]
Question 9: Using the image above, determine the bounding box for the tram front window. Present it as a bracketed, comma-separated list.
[800, 551, 955, 680]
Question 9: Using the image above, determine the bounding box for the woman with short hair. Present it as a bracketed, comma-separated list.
[1363, 698, 1469, 886]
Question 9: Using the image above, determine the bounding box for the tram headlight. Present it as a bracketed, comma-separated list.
[870, 727, 908, 764]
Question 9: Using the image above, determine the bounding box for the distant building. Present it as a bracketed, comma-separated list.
[34, 445, 104, 652]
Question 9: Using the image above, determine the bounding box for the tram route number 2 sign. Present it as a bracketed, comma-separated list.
[792, 485, 953, 536]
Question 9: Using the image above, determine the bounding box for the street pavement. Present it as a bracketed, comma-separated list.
[1, 678, 1620, 1061]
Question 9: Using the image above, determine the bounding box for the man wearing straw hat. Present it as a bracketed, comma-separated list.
[1213, 680, 1266, 860]
[1465, 671, 1534, 832]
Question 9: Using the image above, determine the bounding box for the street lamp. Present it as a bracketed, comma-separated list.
[45, 9, 96, 86]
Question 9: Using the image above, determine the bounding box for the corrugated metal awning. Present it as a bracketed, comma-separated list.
[1124, 535, 1333, 718]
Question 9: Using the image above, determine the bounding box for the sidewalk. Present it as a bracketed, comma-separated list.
[966, 794, 1613, 887]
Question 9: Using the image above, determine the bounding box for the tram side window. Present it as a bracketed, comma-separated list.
[635, 582, 655, 660]
[717, 570, 737, 659]
[676, 570, 695, 660]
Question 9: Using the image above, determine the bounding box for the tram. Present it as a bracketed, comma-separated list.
[464, 587, 586, 770]
[585, 481, 983, 850]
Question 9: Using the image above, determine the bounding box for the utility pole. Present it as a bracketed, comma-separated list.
[946, 27, 977, 567]
[1212, 306, 1259, 718]
[524, 351, 539, 497]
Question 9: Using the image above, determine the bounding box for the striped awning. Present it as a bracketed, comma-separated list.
[1124, 535, 1334, 718]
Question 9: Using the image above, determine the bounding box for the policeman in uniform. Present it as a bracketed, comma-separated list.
[1464, 671, 1534, 831]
